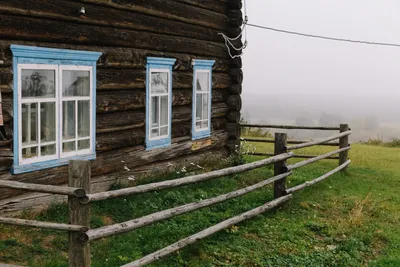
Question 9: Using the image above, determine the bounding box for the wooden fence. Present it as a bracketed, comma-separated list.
[0, 125, 351, 266]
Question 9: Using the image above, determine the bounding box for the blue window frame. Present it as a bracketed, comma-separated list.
[146, 57, 176, 150]
[11, 45, 101, 174]
[192, 59, 215, 140]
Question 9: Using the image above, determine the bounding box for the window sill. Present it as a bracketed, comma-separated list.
[12, 153, 96, 174]
[192, 130, 211, 141]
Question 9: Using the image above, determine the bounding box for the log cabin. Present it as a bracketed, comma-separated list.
[0, 0, 243, 215]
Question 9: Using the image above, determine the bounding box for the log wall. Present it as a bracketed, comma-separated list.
[0, 0, 242, 215]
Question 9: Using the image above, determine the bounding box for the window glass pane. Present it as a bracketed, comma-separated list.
[151, 128, 159, 138]
[78, 139, 90, 150]
[151, 96, 159, 128]
[160, 96, 168, 127]
[202, 120, 209, 129]
[63, 141, 75, 153]
[196, 93, 202, 120]
[196, 72, 209, 92]
[151, 72, 168, 94]
[202, 94, 209, 121]
[41, 102, 56, 142]
[62, 70, 90, 96]
[21, 70, 55, 98]
[63, 101, 75, 140]
[22, 103, 38, 145]
[22, 147, 37, 159]
[160, 126, 168, 136]
[78, 101, 90, 138]
[196, 121, 201, 130]
[41, 145, 56, 156]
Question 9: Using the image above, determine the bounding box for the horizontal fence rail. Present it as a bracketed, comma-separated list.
[87, 172, 292, 241]
[0, 179, 86, 197]
[122, 194, 293, 267]
[85, 152, 293, 203]
[286, 160, 351, 194]
[0, 217, 88, 232]
[240, 124, 341, 131]
[246, 152, 339, 160]
[287, 131, 351, 151]
[287, 147, 351, 171]
[241, 137, 339, 146]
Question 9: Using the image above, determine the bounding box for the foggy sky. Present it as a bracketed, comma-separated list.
[242, 0, 400, 99]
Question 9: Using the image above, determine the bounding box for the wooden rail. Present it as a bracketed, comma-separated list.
[248, 152, 339, 160]
[241, 137, 339, 146]
[85, 152, 293, 203]
[122, 195, 292, 267]
[0, 217, 88, 232]
[287, 131, 351, 151]
[240, 124, 340, 131]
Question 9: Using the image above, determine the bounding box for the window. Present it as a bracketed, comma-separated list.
[146, 57, 176, 150]
[11, 45, 101, 174]
[192, 59, 215, 140]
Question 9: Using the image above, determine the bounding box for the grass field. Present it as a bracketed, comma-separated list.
[0, 142, 399, 266]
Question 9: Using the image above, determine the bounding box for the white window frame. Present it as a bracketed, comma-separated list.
[148, 68, 171, 142]
[193, 69, 211, 132]
[17, 64, 94, 166]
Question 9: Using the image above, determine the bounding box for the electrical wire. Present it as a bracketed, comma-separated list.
[247, 23, 400, 48]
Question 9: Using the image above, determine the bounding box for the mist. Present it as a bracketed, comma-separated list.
[241, 0, 400, 141]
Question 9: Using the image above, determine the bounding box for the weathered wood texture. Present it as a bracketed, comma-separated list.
[241, 124, 341, 131]
[287, 131, 352, 151]
[339, 124, 350, 171]
[0, 0, 243, 214]
[87, 171, 292, 241]
[123, 195, 292, 267]
[68, 161, 91, 267]
[0, 216, 88, 232]
[273, 133, 288, 198]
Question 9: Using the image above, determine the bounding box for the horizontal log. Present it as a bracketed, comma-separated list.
[0, 179, 86, 197]
[0, 14, 228, 58]
[87, 171, 292, 241]
[287, 131, 352, 151]
[0, 0, 225, 43]
[96, 118, 227, 151]
[174, 0, 227, 14]
[286, 160, 351, 194]
[287, 147, 351, 171]
[123, 194, 292, 267]
[240, 124, 341, 131]
[241, 138, 340, 146]
[227, 95, 242, 110]
[246, 152, 339, 160]
[227, 110, 240, 123]
[0, 131, 229, 201]
[85, 152, 293, 202]
[227, 123, 241, 139]
[230, 57, 242, 68]
[228, 84, 242, 95]
[0, 41, 231, 72]
[84, 0, 229, 30]
[228, 0, 242, 9]
[228, 9, 243, 27]
[96, 89, 227, 113]
[0, 216, 88, 232]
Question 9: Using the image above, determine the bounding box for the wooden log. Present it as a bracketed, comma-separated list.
[0, 0, 225, 43]
[241, 138, 340, 147]
[240, 124, 341, 131]
[227, 110, 240, 123]
[227, 95, 242, 110]
[0, 216, 88, 232]
[87, 171, 292, 241]
[0, 179, 86, 197]
[247, 152, 339, 160]
[0, 14, 228, 58]
[212, 102, 229, 118]
[174, 0, 227, 14]
[229, 68, 243, 84]
[287, 147, 351, 171]
[227, 123, 241, 139]
[287, 131, 352, 151]
[228, 9, 243, 27]
[122, 195, 292, 267]
[228, 84, 242, 95]
[274, 133, 288, 199]
[226, 138, 240, 153]
[68, 160, 91, 267]
[228, 0, 243, 9]
[339, 124, 350, 171]
[85, 152, 293, 202]
[286, 160, 351, 194]
[85, 0, 229, 30]
[0, 41, 231, 72]
[230, 57, 242, 68]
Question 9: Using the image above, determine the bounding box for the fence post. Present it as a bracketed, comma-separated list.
[339, 124, 349, 171]
[274, 133, 288, 198]
[68, 160, 91, 267]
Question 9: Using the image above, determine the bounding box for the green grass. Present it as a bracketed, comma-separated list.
[1, 143, 399, 266]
